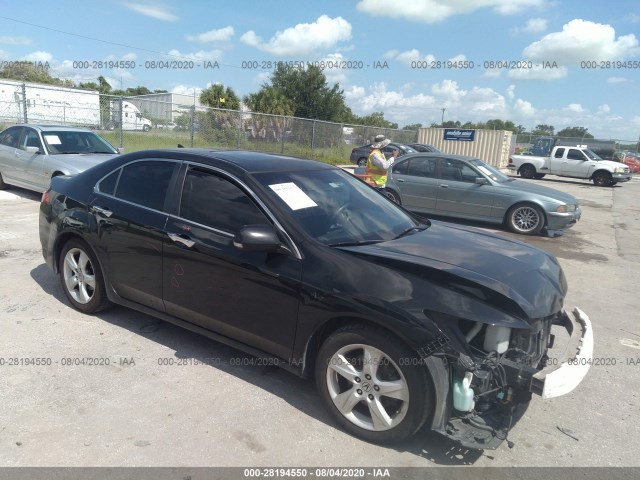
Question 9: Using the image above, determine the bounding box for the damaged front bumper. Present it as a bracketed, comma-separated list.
[531, 307, 594, 398]
[438, 307, 593, 450]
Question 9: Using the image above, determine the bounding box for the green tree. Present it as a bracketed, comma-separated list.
[556, 126, 593, 138]
[403, 123, 423, 131]
[268, 64, 349, 121]
[200, 83, 240, 110]
[532, 124, 555, 136]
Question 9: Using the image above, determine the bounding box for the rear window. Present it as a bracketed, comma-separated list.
[113, 161, 176, 211]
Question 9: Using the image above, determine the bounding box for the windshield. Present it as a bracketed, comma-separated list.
[253, 168, 423, 246]
[583, 149, 602, 160]
[469, 159, 511, 182]
[42, 131, 118, 155]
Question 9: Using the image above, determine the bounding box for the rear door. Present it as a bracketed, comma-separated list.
[162, 164, 302, 359]
[435, 158, 495, 219]
[390, 156, 438, 211]
[16, 127, 48, 190]
[90, 159, 178, 311]
[0, 126, 23, 185]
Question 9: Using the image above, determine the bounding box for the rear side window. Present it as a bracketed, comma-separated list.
[114, 161, 176, 211]
[97, 170, 120, 195]
[554, 148, 565, 158]
[0, 127, 22, 148]
[179, 167, 268, 232]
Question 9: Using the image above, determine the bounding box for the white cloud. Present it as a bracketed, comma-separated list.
[565, 103, 584, 114]
[514, 99, 536, 116]
[598, 104, 610, 114]
[385, 49, 436, 66]
[522, 19, 640, 64]
[508, 64, 569, 80]
[171, 84, 203, 96]
[0, 50, 8, 60]
[608, 76, 627, 83]
[318, 53, 349, 84]
[166, 49, 223, 62]
[511, 18, 547, 35]
[356, 0, 546, 24]
[20, 51, 53, 62]
[123, 3, 178, 21]
[0, 36, 31, 45]
[240, 15, 352, 56]
[506, 85, 515, 101]
[187, 26, 235, 44]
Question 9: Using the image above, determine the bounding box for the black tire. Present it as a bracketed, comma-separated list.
[384, 188, 401, 205]
[506, 203, 545, 235]
[533, 173, 546, 179]
[357, 158, 367, 167]
[58, 239, 111, 313]
[315, 324, 433, 443]
[592, 171, 612, 187]
[519, 164, 536, 179]
[143, 124, 151, 132]
[0, 171, 7, 190]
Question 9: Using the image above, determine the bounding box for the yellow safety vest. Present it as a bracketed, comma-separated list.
[366, 149, 389, 186]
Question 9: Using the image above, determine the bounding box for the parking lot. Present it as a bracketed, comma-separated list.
[1, 174, 639, 468]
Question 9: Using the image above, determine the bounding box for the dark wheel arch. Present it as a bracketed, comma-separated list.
[357, 157, 367, 167]
[0, 171, 7, 189]
[384, 188, 401, 205]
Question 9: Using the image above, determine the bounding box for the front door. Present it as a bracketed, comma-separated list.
[162, 165, 302, 359]
[435, 158, 494, 219]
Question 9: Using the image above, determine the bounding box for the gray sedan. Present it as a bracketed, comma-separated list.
[0, 124, 119, 193]
[384, 153, 581, 235]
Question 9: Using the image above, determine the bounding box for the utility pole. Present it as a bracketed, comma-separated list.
[441, 108, 446, 127]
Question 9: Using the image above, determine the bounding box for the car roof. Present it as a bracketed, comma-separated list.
[398, 152, 480, 162]
[11, 124, 95, 133]
[121, 148, 337, 174]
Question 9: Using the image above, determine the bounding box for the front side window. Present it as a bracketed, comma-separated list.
[440, 159, 479, 183]
[567, 149, 586, 161]
[179, 167, 268, 232]
[114, 161, 176, 211]
[20, 129, 43, 152]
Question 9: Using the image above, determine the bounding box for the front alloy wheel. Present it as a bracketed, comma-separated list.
[316, 324, 432, 443]
[507, 204, 544, 235]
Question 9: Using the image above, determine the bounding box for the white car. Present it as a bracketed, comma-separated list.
[0, 124, 119, 192]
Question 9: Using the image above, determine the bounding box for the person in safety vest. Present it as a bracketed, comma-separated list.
[365, 134, 398, 190]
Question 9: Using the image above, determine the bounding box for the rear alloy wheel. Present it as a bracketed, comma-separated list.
[384, 189, 401, 204]
[59, 239, 111, 313]
[592, 171, 612, 187]
[519, 164, 536, 179]
[357, 158, 367, 167]
[507, 204, 545, 235]
[316, 324, 432, 443]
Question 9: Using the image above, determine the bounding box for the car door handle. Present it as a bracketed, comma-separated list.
[439, 184, 449, 188]
[168, 233, 195, 248]
[92, 206, 113, 217]
[397, 178, 405, 182]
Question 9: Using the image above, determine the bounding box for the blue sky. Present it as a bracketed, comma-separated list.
[0, 0, 639, 139]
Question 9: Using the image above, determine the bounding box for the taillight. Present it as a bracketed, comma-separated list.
[41, 190, 51, 205]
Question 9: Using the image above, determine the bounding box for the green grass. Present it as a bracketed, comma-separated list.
[98, 129, 351, 165]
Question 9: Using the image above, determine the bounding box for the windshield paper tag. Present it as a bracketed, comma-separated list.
[269, 183, 317, 210]
[44, 135, 61, 145]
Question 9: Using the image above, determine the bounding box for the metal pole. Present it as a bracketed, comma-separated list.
[189, 105, 195, 148]
[21, 83, 28, 123]
[118, 96, 123, 148]
[311, 119, 316, 159]
[237, 108, 242, 150]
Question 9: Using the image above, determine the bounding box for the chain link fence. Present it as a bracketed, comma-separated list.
[0, 81, 417, 164]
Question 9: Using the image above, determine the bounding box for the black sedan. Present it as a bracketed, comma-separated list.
[408, 143, 442, 153]
[349, 142, 417, 167]
[39, 149, 592, 448]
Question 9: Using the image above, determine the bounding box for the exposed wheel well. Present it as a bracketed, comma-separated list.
[52, 232, 88, 273]
[52, 171, 65, 178]
[302, 316, 420, 378]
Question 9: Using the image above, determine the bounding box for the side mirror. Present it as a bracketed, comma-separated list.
[475, 177, 490, 185]
[233, 224, 282, 253]
[25, 146, 40, 154]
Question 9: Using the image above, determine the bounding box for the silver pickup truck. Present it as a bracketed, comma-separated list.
[508, 145, 632, 186]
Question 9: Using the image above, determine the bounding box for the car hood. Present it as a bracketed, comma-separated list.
[54, 153, 119, 174]
[596, 159, 629, 170]
[339, 221, 566, 320]
[498, 179, 578, 204]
